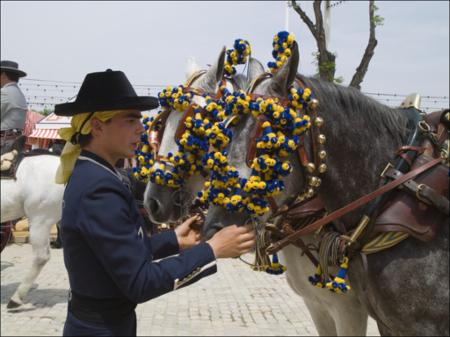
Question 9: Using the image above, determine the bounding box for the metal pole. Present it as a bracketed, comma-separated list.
[285, 1, 289, 31]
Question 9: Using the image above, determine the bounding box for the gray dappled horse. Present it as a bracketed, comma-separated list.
[144, 47, 248, 224]
[203, 42, 449, 336]
[143, 49, 373, 335]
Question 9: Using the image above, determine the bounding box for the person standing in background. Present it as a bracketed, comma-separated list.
[1, 60, 28, 155]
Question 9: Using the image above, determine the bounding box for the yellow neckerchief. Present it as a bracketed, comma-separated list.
[55, 110, 124, 184]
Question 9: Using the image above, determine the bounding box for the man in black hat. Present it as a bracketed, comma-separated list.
[54, 69, 255, 336]
[1, 60, 28, 155]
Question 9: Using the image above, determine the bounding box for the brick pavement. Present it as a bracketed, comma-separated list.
[1, 243, 380, 336]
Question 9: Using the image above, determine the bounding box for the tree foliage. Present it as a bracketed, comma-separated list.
[291, 0, 383, 89]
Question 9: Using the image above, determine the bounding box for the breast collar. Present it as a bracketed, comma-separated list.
[78, 150, 124, 183]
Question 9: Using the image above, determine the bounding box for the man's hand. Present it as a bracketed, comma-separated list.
[207, 225, 255, 259]
[175, 214, 202, 250]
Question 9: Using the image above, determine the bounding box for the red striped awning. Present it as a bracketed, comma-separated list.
[24, 110, 45, 137]
[27, 128, 61, 140]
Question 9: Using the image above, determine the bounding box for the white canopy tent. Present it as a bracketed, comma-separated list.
[27, 113, 71, 148]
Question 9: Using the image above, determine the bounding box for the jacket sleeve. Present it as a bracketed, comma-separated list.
[78, 178, 217, 304]
[145, 230, 180, 260]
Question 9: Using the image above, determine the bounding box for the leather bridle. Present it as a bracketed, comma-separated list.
[148, 71, 239, 175]
[244, 72, 324, 214]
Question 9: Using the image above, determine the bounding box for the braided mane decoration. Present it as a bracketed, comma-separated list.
[134, 33, 315, 217]
[224, 39, 251, 77]
[196, 92, 312, 215]
[133, 39, 252, 187]
[268, 31, 295, 73]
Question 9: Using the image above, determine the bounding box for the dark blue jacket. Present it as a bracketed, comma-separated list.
[60, 150, 217, 304]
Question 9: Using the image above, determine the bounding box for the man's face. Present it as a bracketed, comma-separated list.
[100, 110, 145, 159]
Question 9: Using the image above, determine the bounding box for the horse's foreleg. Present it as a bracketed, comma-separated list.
[283, 247, 368, 336]
[284, 271, 337, 335]
[331, 296, 369, 336]
[302, 297, 338, 336]
[7, 218, 53, 309]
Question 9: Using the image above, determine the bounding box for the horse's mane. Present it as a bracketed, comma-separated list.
[297, 74, 410, 146]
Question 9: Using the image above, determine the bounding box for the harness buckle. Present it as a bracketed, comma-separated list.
[415, 184, 431, 205]
[380, 162, 394, 178]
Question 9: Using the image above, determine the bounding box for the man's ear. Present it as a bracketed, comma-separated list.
[89, 118, 104, 136]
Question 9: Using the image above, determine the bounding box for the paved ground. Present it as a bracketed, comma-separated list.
[1, 243, 380, 336]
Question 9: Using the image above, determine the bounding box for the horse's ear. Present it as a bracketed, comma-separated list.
[270, 41, 299, 95]
[186, 57, 202, 80]
[247, 57, 265, 86]
[203, 46, 226, 88]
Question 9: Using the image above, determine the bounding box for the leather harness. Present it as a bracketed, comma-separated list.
[149, 71, 239, 169]
[245, 72, 449, 265]
[267, 110, 449, 258]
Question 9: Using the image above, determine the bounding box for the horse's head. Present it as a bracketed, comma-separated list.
[203, 44, 308, 239]
[144, 47, 251, 224]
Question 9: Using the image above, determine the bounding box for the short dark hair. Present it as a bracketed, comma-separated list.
[78, 133, 93, 148]
[77, 117, 112, 148]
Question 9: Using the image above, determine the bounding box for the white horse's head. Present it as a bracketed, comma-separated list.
[144, 47, 250, 224]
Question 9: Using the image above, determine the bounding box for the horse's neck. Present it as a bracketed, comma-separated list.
[300, 80, 408, 223]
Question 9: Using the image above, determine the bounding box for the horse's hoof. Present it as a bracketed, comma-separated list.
[7, 299, 22, 309]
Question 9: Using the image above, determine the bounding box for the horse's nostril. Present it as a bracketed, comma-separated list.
[147, 198, 160, 215]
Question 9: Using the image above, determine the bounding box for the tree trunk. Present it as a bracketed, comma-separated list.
[349, 0, 378, 89]
[291, 0, 380, 88]
[291, 0, 336, 82]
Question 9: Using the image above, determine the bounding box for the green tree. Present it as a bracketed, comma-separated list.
[38, 107, 54, 116]
[291, 0, 383, 89]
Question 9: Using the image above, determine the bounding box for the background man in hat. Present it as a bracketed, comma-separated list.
[55, 69, 255, 336]
[1, 60, 28, 155]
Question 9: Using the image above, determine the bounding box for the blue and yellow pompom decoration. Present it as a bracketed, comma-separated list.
[196, 90, 312, 216]
[133, 84, 212, 187]
[133, 114, 155, 182]
[268, 31, 295, 73]
[133, 38, 254, 187]
[134, 32, 314, 218]
[308, 257, 351, 294]
[265, 253, 287, 275]
[224, 39, 251, 77]
[194, 32, 314, 216]
[158, 85, 192, 112]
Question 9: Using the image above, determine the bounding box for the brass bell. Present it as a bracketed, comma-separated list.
[309, 176, 319, 187]
[314, 117, 324, 127]
[314, 177, 322, 187]
[306, 188, 315, 198]
[319, 150, 327, 160]
[306, 163, 316, 173]
[308, 99, 319, 110]
[319, 163, 328, 173]
[309, 176, 322, 187]
[318, 134, 326, 144]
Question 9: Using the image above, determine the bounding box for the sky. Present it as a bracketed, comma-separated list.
[1, 1, 449, 111]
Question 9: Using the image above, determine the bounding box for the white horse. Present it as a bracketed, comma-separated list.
[1, 153, 64, 309]
[145, 53, 370, 335]
[144, 47, 248, 224]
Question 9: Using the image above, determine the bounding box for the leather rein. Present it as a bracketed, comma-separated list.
[245, 73, 449, 258]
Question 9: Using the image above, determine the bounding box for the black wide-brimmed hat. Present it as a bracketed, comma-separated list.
[0, 60, 27, 77]
[54, 69, 159, 116]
